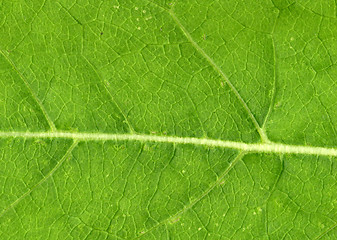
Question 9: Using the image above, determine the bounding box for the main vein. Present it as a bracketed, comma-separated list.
[1, 131, 337, 157]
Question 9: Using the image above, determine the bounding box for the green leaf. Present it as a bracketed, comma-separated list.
[1, 0, 337, 239]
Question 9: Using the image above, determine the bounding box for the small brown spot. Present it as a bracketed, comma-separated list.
[100, 32, 103, 35]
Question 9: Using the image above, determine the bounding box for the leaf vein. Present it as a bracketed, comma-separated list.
[0, 50, 57, 132]
[0, 131, 337, 157]
[135, 152, 244, 239]
[165, 7, 268, 142]
[0, 140, 78, 219]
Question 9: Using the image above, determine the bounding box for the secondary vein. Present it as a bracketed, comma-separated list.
[135, 152, 245, 239]
[0, 131, 337, 157]
[0, 140, 78, 218]
[0, 50, 57, 132]
[167, 10, 269, 142]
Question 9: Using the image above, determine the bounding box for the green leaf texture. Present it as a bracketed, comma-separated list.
[1, 0, 337, 239]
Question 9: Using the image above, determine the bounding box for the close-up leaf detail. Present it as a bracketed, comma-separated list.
[1, 0, 337, 239]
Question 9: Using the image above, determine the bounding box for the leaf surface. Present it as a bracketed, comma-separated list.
[1, 0, 337, 239]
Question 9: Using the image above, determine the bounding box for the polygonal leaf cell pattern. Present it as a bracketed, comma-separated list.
[1, 0, 337, 239]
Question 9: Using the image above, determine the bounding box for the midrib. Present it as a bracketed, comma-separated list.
[1, 131, 337, 157]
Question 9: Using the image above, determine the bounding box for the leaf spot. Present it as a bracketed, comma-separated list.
[169, 217, 180, 224]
